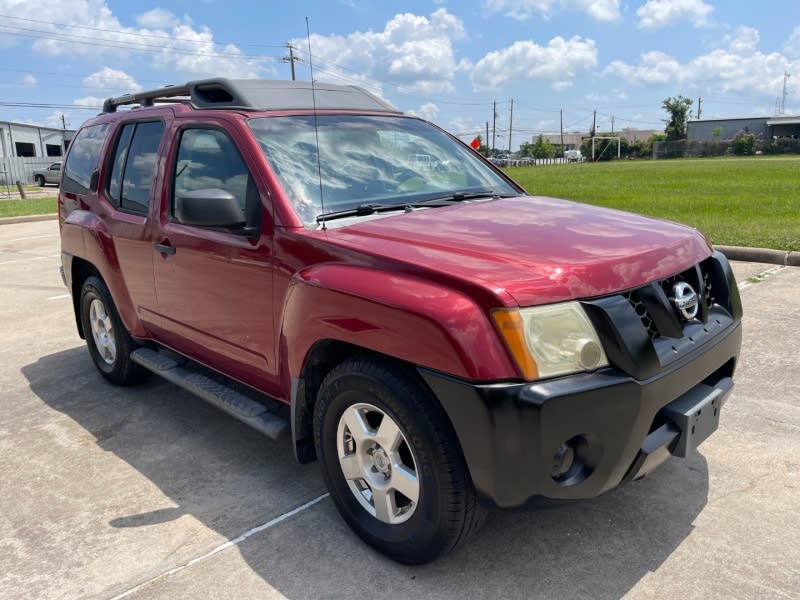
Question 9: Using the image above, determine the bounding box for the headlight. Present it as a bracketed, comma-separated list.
[492, 302, 609, 380]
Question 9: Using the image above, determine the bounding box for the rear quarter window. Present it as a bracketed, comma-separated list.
[62, 123, 109, 195]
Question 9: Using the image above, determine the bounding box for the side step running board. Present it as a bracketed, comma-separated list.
[131, 348, 289, 441]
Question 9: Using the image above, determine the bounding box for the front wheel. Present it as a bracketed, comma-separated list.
[79, 276, 148, 386]
[314, 357, 485, 564]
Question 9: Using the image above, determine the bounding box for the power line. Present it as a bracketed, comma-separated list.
[0, 14, 288, 49]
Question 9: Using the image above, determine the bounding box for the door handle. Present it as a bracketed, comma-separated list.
[154, 242, 176, 256]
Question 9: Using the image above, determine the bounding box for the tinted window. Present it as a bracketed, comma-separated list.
[63, 123, 109, 195]
[107, 124, 134, 205]
[172, 128, 258, 228]
[105, 121, 164, 213]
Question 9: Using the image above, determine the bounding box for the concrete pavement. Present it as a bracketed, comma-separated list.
[1, 220, 798, 599]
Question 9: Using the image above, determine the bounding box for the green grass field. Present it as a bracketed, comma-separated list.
[1, 156, 797, 250]
[509, 155, 799, 251]
[0, 197, 57, 218]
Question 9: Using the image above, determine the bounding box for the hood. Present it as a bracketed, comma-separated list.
[326, 196, 712, 307]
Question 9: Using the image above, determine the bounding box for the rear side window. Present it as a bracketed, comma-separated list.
[107, 121, 165, 214]
[62, 123, 109, 195]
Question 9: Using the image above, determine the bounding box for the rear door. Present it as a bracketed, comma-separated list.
[101, 119, 167, 331]
[150, 119, 278, 393]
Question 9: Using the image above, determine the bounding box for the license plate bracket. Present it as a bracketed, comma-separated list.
[659, 377, 733, 457]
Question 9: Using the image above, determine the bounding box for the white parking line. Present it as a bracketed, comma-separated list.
[738, 265, 784, 291]
[0, 254, 60, 266]
[1, 234, 58, 243]
[47, 294, 71, 300]
[110, 493, 330, 600]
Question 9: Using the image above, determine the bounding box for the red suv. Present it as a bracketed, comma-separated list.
[58, 78, 742, 563]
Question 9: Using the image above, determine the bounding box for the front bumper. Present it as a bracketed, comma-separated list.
[419, 320, 741, 509]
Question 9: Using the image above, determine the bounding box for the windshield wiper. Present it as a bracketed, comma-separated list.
[411, 190, 514, 205]
[316, 203, 411, 223]
[315, 191, 515, 223]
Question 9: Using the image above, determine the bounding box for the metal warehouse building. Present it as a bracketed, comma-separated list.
[688, 115, 800, 141]
[0, 121, 75, 186]
[0, 121, 74, 159]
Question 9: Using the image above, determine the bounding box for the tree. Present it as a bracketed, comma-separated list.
[529, 135, 555, 159]
[662, 96, 694, 141]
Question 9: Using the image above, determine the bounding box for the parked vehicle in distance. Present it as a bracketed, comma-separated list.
[58, 79, 742, 564]
[33, 162, 62, 186]
[565, 149, 583, 162]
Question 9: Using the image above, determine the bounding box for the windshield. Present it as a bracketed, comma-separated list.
[248, 115, 519, 224]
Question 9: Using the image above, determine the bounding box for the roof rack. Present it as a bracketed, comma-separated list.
[102, 78, 401, 114]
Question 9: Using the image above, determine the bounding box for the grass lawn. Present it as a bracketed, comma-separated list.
[1, 156, 797, 250]
[0, 197, 57, 218]
[508, 155, 799, 251]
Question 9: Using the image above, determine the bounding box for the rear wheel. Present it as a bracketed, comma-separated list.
[34, 174, 45, 186]
[79, 276, 148, 386]
[314, 357, 485, 564]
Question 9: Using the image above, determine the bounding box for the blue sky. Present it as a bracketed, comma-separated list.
[1, 0, 798, 149]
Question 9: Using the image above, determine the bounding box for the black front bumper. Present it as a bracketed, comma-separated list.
[419, 320, 741, 509]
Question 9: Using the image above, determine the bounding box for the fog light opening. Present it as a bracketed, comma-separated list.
[551, 435, 596, 486]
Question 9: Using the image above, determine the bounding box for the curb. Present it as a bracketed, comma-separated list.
[0, 214, 58, 225]
[714, 245, 800, 267]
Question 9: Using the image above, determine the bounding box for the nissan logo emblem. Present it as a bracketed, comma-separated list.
[669, 282, 699, 320]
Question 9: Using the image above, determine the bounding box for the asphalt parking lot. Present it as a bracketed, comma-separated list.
[1, 219, 798, 600]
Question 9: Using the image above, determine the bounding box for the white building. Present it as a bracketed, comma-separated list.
[0, 121, 74, 159]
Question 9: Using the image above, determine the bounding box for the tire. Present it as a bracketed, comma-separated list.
[79, 275, 148, 386]
[34, 175, 45, 186]
[314, 357, 486, 564]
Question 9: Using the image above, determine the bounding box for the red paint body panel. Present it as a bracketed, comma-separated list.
[279, 263, 517, 383]
[324, 196, 712, 306]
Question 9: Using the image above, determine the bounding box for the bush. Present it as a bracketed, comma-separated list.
[734, 134, 755, 156]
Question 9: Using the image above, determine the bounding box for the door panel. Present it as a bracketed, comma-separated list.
[151, 126, 277, 393]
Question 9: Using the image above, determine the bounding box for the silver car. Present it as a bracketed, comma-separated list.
[33, 162, 62, 186]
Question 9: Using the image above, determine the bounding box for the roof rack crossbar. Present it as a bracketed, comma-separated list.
[102, 84, 191, 113]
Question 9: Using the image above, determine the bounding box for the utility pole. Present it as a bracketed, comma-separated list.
[697, 97, 702, 120]
[492, 100, 497, 156]
[560, 109, 564, 157]
[508, 98, 514, 156]
[61, 114, 66, 129]
[485, 122, 489, 156]
[282, 43, 301, 80]
[611, 115, 615, 134]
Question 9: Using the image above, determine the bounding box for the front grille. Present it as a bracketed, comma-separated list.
[624, 258, 721, 341]
[625, 290, 659, 339]
[582, 252, 740, 381]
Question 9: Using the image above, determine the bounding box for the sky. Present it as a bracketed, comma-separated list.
[1, 0, 799, 150]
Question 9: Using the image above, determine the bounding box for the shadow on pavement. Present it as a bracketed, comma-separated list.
[22, 347, 708, 599]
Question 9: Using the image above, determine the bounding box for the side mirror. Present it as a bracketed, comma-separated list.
[175, 189, 247, 229]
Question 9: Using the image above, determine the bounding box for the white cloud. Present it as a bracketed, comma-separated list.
[74, 95, 106, 108]
[636, 0, 712, 30]
[407, 102, 440, 121]
[471, 36, 598, 90]
[21, 74, 37, 87]
[136, 8, 180, 29]
[605, 28, 799, 98]
[784, 26, 800, 58]
[83, 67, 141, 93]
[726, 26, 759, 54]
[484, 0, 620, 22]
[0, 0, 268, 78]
[292, 9, 467, 96]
